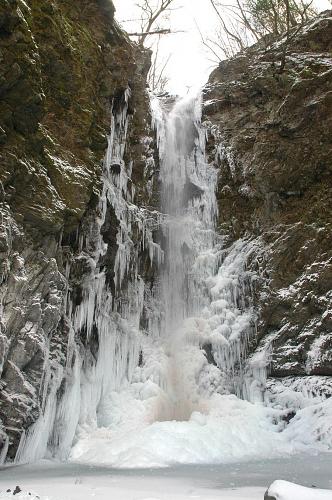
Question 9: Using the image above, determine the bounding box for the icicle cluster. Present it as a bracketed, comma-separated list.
[14, 89, 163, 463]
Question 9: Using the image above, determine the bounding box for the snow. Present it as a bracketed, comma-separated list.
[0, 468, 263, 500]
[266, 376, 332, 406]
[0, 492, 41, 500]
[284, 398, 332, 449]
[267, 480, 332, 499]
[1, 456, 332, 500]
[0, 486, 262, 500]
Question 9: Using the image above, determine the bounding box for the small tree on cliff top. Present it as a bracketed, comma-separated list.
[247, 0, 316, 36]
[203, 0, 317, 61]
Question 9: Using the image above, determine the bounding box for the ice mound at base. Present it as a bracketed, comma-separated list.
[69, 394, 332, 468]
[266, 480, 332, 499]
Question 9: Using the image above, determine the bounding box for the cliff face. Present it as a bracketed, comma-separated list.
[0, 0, 156, 460]
[203, 12, 332, 382]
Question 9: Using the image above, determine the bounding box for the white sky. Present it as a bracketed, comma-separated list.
[113, 0, 331, 95]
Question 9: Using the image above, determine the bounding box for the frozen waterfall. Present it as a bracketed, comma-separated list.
[151, 95, 261, 417]
[14, 91, 263, 466]
[153, 95, 219, 420]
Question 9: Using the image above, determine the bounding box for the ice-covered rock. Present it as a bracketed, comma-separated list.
[203, 11, 332, 387]
[0, 0, 155, 462]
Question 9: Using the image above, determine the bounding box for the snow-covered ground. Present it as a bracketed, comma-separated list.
[1, 456, 332, 500]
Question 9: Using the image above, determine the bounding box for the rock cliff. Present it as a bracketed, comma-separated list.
[203, 12, 332, 386]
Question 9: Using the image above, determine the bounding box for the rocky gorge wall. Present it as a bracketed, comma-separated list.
[0, 0, 158, 460]
[203, 12, 332, 390]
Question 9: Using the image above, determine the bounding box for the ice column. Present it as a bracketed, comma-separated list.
[152, 94, 260, 411]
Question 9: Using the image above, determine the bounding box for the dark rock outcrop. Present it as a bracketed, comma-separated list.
[203, 12, 332, 380]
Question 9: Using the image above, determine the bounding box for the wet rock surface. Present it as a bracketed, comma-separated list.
[203, 12, 332, 381]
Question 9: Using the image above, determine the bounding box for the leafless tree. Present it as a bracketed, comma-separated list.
[126, 0, 182, 93]
[126, 0, 178, 47]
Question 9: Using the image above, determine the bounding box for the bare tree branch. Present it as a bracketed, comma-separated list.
[195, 19, 223, 62]
[148, 35, 172, 92]
[128, 28, 184, 36]
[209, 0, 245, 50]
[136, 0, 177, 46]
